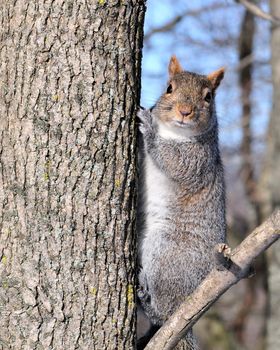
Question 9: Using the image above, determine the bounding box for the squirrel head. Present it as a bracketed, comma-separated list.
[153, 55, 225, 139]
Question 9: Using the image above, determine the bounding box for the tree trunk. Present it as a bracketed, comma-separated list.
[258, 0, 280, 349]
[0, 1, 145, 349]
[239, 8, 256, 216]
[235, 8, 268, 350]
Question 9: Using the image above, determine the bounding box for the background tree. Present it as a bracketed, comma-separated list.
[233, 7, 269, 349]
[0, 1, 145, 349]
[258, 0, 280, 348]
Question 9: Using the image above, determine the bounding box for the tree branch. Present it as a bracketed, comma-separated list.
[144, 210, 280, 350]
[144, 3, 233, 41]
[236, 0, 280, 25]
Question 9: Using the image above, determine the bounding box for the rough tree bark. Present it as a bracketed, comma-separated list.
[0, 1, 145, 349]
[258, 1, 280, 349]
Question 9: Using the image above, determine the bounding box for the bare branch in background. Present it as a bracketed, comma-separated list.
[144, 210, 280, 350]
[144, 3, 233, 41]
[236, 0, 280, 24]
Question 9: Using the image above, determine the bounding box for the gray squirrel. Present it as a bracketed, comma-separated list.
[137, 56, 226, 349]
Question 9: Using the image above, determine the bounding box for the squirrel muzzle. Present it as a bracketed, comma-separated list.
[175, 104, 195, 122]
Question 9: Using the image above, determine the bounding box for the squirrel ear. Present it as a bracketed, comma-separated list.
[207, 68, 225, 90]
[168, 55, 183, 77]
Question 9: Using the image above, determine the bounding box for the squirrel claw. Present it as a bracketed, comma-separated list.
[217, 243, 232, 259]
[215, 243, 232, 270]
[139, 124, 147, 135]
[137, 108, 151, 123]
[137, 287, 151, 303]
[137, 108, 154, 136]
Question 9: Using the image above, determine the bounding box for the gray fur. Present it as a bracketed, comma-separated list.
[137, 70, 226, 347]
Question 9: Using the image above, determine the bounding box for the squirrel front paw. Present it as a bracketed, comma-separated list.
[137, 287, 151, 304]
[137, 108, 155, 138]
[215, 243, 232, 270]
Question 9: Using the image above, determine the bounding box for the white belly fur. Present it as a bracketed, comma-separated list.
[141, 154, 172, 264]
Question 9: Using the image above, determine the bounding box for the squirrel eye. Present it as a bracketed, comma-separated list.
[204, 91, 212, 103]
[166, 84, 173, 94]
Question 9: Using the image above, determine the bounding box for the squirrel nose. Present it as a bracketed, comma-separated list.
[178, 105, 193, 117]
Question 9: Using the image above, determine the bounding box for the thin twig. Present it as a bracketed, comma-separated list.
[144, 210, 280, 350]
[236, 0, 280, 25]
[144, 3, 233, 41]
